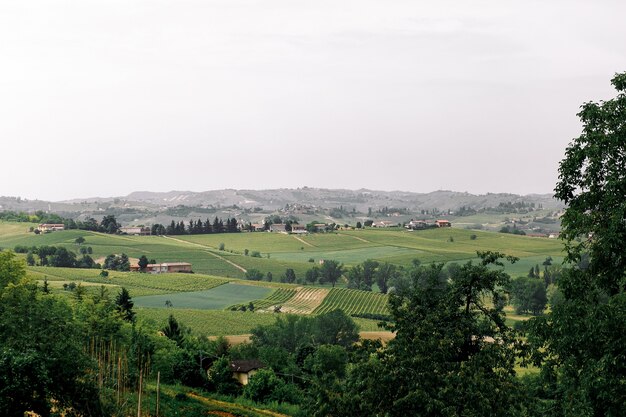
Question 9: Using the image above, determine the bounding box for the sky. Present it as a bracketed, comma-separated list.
[1, 0, 625, 201]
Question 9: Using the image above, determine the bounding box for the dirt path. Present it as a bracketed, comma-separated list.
[187, 392, 290, 417]
[338, 232, 372, 243]
[292, 234, 315, 247]
[162, 236, 248, 273]
[209, 331, 395, 346]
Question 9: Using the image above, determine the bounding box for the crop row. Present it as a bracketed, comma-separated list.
[229, 288, 298, 311]
[313, 288, 389, 316]
[280, 287, 329, 314]
[137, 308, 279, 336]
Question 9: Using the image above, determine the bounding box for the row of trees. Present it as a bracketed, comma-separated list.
[14, 244, 97, 268]
[150, 217, 239, 235]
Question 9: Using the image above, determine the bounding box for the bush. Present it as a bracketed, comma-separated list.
[470, 234, 477, 240]
[250, 251, 261, 258]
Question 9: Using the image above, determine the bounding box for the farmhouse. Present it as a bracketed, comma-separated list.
[230, 360, 265, 385]
[38, 223, 65, 232]
[290, 224, 307, 234]
[435, 220, 452, 227]
[269, 224, 287, 233]
[372, 220, 396, 228]
[120, 226, 150, 235]
[130, 262, 193, 273]
[406, 220, 428, 230]
[250, 223, 265, 232]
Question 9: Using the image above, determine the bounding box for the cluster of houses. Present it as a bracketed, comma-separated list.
[405, 219, 452, 230]
[129, 262, 193, 274]
[120, 226, 151, 235]
[37, 223, 65, 232]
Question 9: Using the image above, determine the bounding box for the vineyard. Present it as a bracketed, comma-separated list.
[228, 287, 298, 311]
[313, 288, 389, 316]
[27, 266, 230, 297]
[137, 308, 279, 336]
[280, 287, 329, 314]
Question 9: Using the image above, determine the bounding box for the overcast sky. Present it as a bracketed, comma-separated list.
[1, 0, 625, 201]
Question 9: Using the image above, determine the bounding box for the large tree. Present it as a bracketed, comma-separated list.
[527, 72, 626, 416]
[335, 253, 526, 416]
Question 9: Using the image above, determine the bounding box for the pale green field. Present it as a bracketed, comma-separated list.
[134, 282, 273, 310]
[0, 222, 564, 277]
[137, 307, 382, 335]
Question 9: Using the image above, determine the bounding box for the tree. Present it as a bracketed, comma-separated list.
[319, 260, 343, 287]
[0, 279, 102, 416]
[100, 215, 120, 234]
[25, 252, 35, 266]
[138, 255, 149, 271]
[245, 269, 263, 281]
[115, 287, 135, 322]
[0, 251, 25, 290]
[335, 253, 525, 416]
[526, 72, 626, 416]
[509, 277, 547, 315]
[305, 267, 320, 284]
[162, 314, 185, 347]
[375, 262, 398, 294]
[282, 268, 296, 284]
[74, 236, 85, 245]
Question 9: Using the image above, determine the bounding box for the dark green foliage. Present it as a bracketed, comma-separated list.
[100, 215, 121, 234]
[509, 277, 548, 315]
[138, 255, 149, 271]
[0, 281, 103, 416]
[282, 268, 296, 284]
[115, 287, 135, 322]
[245, 269, 264, 281]
[162, 314, 185, 346]
[332, 253, 526, 416]
[318, 260, 343, 287]
[103, 253, 130, 271]
[305, 266, 319, 284]
[525, 72, 626, 417]
[208, 357, 241, 395]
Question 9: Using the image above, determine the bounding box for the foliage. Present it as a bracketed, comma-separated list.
[332, 253, 526, 416]
[526, 73, 626, 417]
[115, 287, 135, 322]
[318, 260, 343, 287]
[509, 277, 547, 315]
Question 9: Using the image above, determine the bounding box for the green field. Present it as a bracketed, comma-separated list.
[1, 221, 561, 336]
[134, 282, 272, 309]
[0, 222, 564, 278]
[137, 307, 382, 335]
[314, 288, 389, 316]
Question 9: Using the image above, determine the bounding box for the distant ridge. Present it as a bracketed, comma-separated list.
[19, 187, 563, 211]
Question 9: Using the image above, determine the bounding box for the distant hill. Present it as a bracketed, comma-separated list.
[0, 188, 564, 215]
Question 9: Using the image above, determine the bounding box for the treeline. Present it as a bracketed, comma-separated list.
[244, 259, 407, 294]
[0, 210, 65, 224]
[150, 217, 239, 235]
[14, 244, 97, 268]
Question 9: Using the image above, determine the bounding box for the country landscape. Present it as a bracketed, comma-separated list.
[2, 1, 625, 416]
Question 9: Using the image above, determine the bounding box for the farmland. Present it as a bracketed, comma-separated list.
[0, 221, 564, 279]
[0, 221, 563, 337]
[314, 288, 389, 316]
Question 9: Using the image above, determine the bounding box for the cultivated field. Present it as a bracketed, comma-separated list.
[1, 221, 562, 337]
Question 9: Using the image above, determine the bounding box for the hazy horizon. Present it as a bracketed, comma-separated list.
[2, 1, 625, 201]
[3, 186, 559, 204]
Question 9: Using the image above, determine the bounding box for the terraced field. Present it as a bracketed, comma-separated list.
[314, 288, 389, 316]
[229, 288, 298, 311]
[280, 287, 330, 314]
